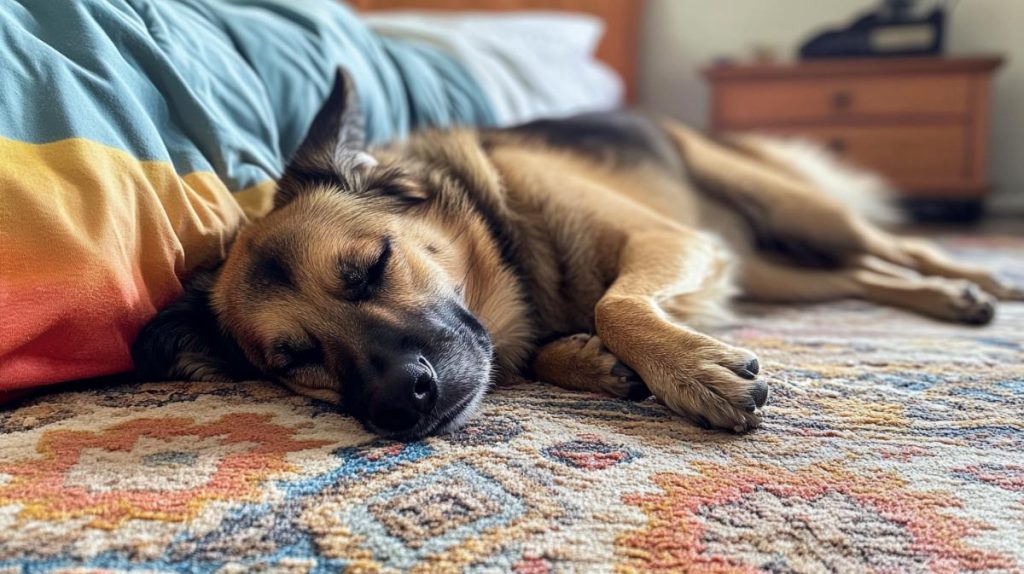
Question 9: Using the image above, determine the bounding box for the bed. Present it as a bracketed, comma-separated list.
[353, 0, 643, 101]
[3, 2, 1024, 572]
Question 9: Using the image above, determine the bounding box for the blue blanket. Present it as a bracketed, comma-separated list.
[0, 0, 496, 192]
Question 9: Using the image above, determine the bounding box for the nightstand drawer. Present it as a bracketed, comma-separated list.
[758, 124, 968, 189]
[716, 75, 971, 126]
[706, 58, 1002, 201]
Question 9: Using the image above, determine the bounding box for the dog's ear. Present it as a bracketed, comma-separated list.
[276, 68, 377, 208]
[131, 270, 259, 382]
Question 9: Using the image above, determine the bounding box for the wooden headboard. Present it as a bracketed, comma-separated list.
[350, 0, 645, 101]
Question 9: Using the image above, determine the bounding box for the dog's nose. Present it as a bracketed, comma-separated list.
[368, 354, 438, 433]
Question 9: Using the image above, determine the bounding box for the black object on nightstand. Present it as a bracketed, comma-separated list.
[800, 0, 947, 59]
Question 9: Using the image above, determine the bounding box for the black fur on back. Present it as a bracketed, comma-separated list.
[502, 111, 683, 172]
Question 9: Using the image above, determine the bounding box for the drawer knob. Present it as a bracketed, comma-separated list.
[827, 138, 847, 153]
[831, 91, 853, 111]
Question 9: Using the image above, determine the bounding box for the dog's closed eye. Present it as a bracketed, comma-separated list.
[338, 237, 391, 301]
[271, 339, 323, 376]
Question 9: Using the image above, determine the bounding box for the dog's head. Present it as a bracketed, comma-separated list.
[133, 70, 494, 439]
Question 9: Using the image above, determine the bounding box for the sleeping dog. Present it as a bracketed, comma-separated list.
[133, 70, 1022, 439]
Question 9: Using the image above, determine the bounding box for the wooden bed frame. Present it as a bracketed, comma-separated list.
[349, 0, 644, 101]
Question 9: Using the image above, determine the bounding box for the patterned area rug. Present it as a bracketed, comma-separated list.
[2, 237, 1023, 573]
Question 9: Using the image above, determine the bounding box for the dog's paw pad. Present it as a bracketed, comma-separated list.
[656, 346, 769, 432]
[705, 350, 769, 429]
[736, 357, 760, 380]
[746, 379, 770, 412]
[955, 284, 996, 325]
[721, 351, 760, 378]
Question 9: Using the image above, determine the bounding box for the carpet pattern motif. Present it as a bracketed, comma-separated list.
[1, 237, 1022, 573]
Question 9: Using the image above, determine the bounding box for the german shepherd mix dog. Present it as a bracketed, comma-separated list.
[134, 71, 1022, 439]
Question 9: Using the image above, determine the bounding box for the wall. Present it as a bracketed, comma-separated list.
[638, 0, 1024, 212]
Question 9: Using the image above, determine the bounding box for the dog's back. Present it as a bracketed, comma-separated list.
[482, 111, 896, 268]
[481, 112, 707, 229]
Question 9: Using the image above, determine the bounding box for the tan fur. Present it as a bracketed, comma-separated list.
[532, 334, 645, 398]
[211, 115, 1019, 433]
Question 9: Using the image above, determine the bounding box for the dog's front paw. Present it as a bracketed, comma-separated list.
[647, 341, 770, 433]
[534, 333, 650, 399]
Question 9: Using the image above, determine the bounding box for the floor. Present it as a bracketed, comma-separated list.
[1, 234, 1021, 572]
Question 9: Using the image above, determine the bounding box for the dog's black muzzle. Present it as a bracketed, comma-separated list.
[345, 300, 494, 439]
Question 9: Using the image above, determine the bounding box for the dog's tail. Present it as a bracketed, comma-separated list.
[660, 121, 901, 225]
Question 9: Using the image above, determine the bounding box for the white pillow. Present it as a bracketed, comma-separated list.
[365, 11, 624, 125]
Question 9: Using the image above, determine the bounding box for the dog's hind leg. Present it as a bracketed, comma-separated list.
[532, 334, 651, 400]
[594, 229, 769, 432]
[667, 124, 1022, 304]
[737, 258, 862, 303]
[739, 256, 997, 325]
[857, 235, 1024, 301]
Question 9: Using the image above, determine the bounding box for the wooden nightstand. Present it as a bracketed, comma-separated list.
[705, 57, 1003, 219]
